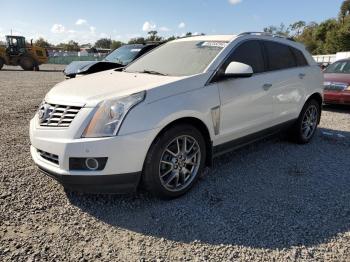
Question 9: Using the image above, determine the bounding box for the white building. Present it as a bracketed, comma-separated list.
[313, 52, 350, 65]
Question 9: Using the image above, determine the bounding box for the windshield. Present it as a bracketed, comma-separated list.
[324, 60, 350, 74]
[104, 45, 142, 65]
[125, 41, 227, 76]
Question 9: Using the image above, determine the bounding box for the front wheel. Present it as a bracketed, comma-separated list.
[289, 99, 320, 144]
[143, 124, 206, 199]
[0, 58, 4, 70]
[20, 56, 35, 71]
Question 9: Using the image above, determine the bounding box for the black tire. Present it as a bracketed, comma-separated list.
[143, 124, 206, 199]
[0, 58, 4, 70]
[20, 56, 35, 71]
[289, 99, 320, 144]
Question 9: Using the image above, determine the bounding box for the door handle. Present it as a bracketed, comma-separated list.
[262, 83, 272, 91]
[299, 73, 306, 79]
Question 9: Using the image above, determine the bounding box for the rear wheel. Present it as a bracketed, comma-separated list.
[143, 124, 206, 199]
[0, 58, 4, 70]
[20, 56, 35, 71]
[289, 99, 320, 144]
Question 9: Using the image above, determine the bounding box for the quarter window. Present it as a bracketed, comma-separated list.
[264, 41, 297, 71]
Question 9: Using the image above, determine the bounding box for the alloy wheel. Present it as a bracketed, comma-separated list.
[301, 104, 318, 140]
[159, 135, 201, 192]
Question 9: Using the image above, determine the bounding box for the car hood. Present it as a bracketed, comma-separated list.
[324, 73, 350, 85]
[45, 69, 188, 107]
[63, 61, 100, 75]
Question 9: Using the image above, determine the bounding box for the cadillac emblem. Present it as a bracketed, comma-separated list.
[38, 103, 50, 122]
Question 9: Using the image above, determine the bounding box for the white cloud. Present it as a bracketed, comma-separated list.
[48, 23, 103, 44]
[178, 22, 186, 29]
[193, 32, 200, 36]
[142, 21, 156, 32]
[159, 26, 170, 32]
[89, 26, 96, 34]
[51, 24, 65, 33]
[228, 0, 242, 5]
[76, 19, 88, 26]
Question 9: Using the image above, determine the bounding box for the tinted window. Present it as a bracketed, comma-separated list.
[264, 41, 296, 71]
[228, 40, 265, 73]
[291, 47, 308, 67]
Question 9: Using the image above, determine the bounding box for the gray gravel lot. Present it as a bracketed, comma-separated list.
[0, 64, 350, 261]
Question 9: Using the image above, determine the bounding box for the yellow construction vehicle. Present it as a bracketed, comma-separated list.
[0, 35, 48, 71]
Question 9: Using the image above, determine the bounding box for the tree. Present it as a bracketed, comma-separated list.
[94, 38, 112, 49]
[166, 36, 176, 41]
[146, 31, 162, 42]
[128, 37, 145, 44]
[34, 37, 51, 48]
[263, 26, 278, 34]
[340, 0, 350, 21]
[264, 1, 350, 54]
[264, 23, 290, 37]
[295, 22, 320, 54]
[57, 40, 80, 51]
[111, 40, 123, 50]
[290, 21, 306, 37]
[185, 32, 192, 37]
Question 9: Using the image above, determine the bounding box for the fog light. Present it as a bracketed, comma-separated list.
[85, 158, 99, 170]
[69, 157, 108, 171]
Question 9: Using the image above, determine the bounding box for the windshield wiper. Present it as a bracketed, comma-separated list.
[139, 70, 168, 76]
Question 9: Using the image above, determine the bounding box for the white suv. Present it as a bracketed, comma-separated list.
[30, 33, 323, 198]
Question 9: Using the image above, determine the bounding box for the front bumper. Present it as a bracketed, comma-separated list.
[324, 91, 350, 105]
[30, 116, 160, 194]
[38, 166, 141, 194]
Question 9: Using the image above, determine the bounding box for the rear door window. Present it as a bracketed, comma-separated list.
[291, 47, 308, 67]
[264, 41, 297, 71]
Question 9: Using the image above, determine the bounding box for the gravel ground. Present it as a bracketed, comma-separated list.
[0, 64, 349, 261]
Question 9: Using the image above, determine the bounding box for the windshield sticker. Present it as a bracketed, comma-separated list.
[131, 49, 142, 52]
[200, 41, 228, 48]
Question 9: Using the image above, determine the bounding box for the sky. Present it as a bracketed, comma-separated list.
[0, 0, 344, 44]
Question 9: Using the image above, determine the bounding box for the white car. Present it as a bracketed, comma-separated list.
[30, 33, 323, 198]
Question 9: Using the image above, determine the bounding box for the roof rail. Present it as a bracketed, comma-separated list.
[237, 32, 295, 42]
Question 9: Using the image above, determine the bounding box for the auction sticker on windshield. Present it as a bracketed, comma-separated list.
[200, 41, 228, 48]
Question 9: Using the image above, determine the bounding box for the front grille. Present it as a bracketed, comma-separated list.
[39, 103, 82, 127]
[37, 149, 59, 165]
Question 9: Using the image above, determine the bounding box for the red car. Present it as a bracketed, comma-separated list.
[323, 59, 350, 105]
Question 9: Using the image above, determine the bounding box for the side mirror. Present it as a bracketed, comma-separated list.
[224, 61, 253, 78]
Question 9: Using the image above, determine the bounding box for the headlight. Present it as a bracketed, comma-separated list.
[82, 91, 146, 138]
[323, 82, 349, 91]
